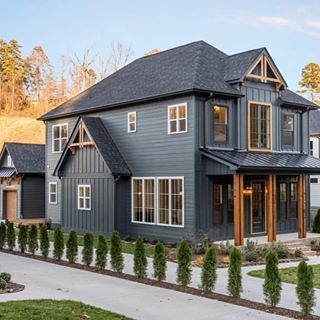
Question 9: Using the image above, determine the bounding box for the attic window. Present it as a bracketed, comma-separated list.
[7, 155, 13, 167]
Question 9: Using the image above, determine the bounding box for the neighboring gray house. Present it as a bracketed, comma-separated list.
[39, 41, 320, 245]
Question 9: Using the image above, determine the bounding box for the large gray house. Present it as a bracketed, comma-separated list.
[39, 41, 320, 245]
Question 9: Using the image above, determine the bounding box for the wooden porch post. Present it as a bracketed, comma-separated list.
[298, 174, 307, 239]
[234, 174, 244, 246]
[267, 175, 276, 242]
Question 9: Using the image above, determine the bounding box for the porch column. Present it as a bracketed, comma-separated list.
[233, 173, 244, 246]
[267, 175, 277, 242]
[298, 174, 307, 238]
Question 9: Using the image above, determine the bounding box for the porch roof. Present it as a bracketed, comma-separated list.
[201, 148, 320, 173]
[0, 167, 16, 178]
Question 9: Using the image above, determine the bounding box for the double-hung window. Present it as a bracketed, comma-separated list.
[78, 185, 91, 210]
[49, 182, 57, 204]
[128, 112, 137, 133]
[213, 105, 228, 143]
[168, 103, 187, 134]
[282, 113, 294, 149]
[52, 124, 68, 153]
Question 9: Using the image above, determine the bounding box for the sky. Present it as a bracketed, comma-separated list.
[2, 0, 320, 90]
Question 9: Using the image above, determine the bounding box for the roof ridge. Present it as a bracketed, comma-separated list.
[4, 142, 44, 146]
[227, 47, 265, 58]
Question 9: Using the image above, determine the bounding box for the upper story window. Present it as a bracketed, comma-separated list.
[128, 112, 136, 133]
[310, 141, 314, 156]
[7, 155, 13, 167]
[213, 105, 228, 143]
[52, 124, 68, 153]
[282, 114, 294, 149]
[168, 103, 187, 134]
[78, 184, 91, 211]
[248, 102, 272, 151]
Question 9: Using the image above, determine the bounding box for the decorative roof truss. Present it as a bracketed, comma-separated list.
[69, 122, 94, 154]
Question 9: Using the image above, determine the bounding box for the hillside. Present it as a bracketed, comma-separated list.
[0, 116, 45, 149]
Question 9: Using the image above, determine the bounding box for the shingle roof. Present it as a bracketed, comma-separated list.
[279, 89, 319, 109]
[54, 117, 131, 176]
[201, 148, 320, 173]
[2, 143, 45, 174]
[0, 167, 16, 178]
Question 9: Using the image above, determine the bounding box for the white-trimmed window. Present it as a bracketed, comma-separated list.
[52, 124, 68, 153]
[49, 182, 57, 204]
[78, 184, 91, 210]
[168, 103, 187, 134]
[7, 155, 13, 167]
[128, 112, 137, 133]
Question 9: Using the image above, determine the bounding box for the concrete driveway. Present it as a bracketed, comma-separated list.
[0, 252, 289, 320]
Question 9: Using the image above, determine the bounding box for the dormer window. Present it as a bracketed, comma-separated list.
[213, 105, 228, 143]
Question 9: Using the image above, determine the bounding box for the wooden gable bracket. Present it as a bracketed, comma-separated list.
[69, 122, 95, 153]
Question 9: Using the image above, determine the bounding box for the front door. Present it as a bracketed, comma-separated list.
[5, 191, 17, 221]
[251, 180, 266, 234]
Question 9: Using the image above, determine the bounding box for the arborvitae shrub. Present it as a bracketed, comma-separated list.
[0, 272, 11, 283]
[66, 230, 78, 264]
[82, 232, 94, 266]
[28, 224, 38, 255]
[176, 239, 192, 286]
[228, 247, 242, 298]
[312, 209, 320, 233]
[0, 222, 6, 249]
[134, 236, 147, 278]
[18, 224, 28, 253]
[6, 222, 15, 251]
[263, 250, 282, 307]
[53, 226, 64, 260]
[95, 235, 108, 270]
[0, 279, 7, 289]
[40, 224, 50, 258]
[153, 241, 167, 281]
[296, 261, 315, 316]
[201, 245, 217, 293]
[110, 230, 124, 272]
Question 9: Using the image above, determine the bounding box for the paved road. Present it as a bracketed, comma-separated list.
[0, 252, 289, 320]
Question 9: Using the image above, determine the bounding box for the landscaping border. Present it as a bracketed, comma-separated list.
[0, 282, 24, 294]
[0, 248, 318, 320]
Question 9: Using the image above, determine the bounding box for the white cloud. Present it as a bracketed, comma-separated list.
[257, 16, 290, 26]
[305, 20, 320, 29]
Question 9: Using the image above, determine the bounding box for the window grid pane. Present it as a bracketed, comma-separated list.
[169, 105, 187, 133]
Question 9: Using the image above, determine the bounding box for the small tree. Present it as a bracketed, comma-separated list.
[110, 230, 124, 272]
[263, 250, 282, 307]
[153, 241, 167, 281]
[296, 261, 315, 317]
[28, 224, 38, 255]
[82, 232, 94, 266]
[312, 209, 320, 233]
[6, 222, 15, 251]
[53, 226, 64, 260]
[228, 247, 242, 298]
[134, 236, 147, 278]
[201, 245, 217, 293]
[66, 230, 78, 264]
[95, 235, 108, 270]
[177, 239, 192, 286]
[0, 222, 6, 249]
[18, 225, 28, 253]
[40, 224, 50, 258]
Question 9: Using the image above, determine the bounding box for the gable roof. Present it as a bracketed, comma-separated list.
[279, 89, 319, 109]
[0, 143, 45, 174]
[54, 117, 131, 177]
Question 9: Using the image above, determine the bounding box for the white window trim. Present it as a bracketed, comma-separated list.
[52, 123, 69, 154]
[131, 176, 184, 228]
[7, 155, 13, 167]
[128, 111, 137, 133]
[168, 103, 188, 135]
[49, 182, 58, 205]
[78, 184, 91, 211]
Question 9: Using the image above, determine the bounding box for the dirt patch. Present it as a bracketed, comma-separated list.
[0, 282, 25, 294]
[0, 249, 318, 320]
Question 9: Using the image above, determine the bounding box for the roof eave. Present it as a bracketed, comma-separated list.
[279, 99, 319, 110]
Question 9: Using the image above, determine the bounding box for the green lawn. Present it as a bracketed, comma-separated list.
[0, 299, 132, 320]
[248, 264, 320, 288]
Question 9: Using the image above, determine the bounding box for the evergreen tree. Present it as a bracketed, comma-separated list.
[82, 232, 94, 266]
[53, 226, 64, 260]
[28, 224, 38, 255]
[201, 245, 217, 293]
[176, 239, 192, 286]
[312, 209, 320, 233]
[263, 250, 282, 307]
[40, 224, 49, 258]
[134, 236, 147, 278]
[228, 247, 242, 298]
[95, 235, 108, 270]
[153, 241, 167, 281]
[0, 222, 6, 249]
[18, 224, 28, 253]
[6, 222, 15, 251]
[110, 231, 124, 273]
[296, 261, 315, 316]
[66, 230, 78, 264]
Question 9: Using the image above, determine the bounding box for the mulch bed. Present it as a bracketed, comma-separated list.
[0, 248, 318, 320]
[0, 282, 24, 294]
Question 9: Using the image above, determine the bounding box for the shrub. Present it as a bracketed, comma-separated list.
[53, 226, 64, 260]
[194, 235, 210, 255]
[28, 224, 38, 255]
[245, 250, 260, 262]
[0, 279, 7, 289]
[312, 209, 320, 233]
[66, 230, 78, 264]
[263, 250, 282, 307]
[153, 241, 167, 281]
[201, 245, 217, 293]
[82, 232, 94, 266]
[40, 224, 50, 258]
[110, 230, 124, 273]
[270, 242, 289, 259]
[133, 236, 147, 278]
[6, 222, 15, 251]
[95, 235, 108, 270]
[228, 247, 242, 298]
[294, 249, 304, 258]
[296, 261, 315, 317]
[0, 272, 11, 283]
[218, 240, 233, 255]
[0, 222, 6, 249]
[18, 224, 28, 253]
[176, 239, 192, 286]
